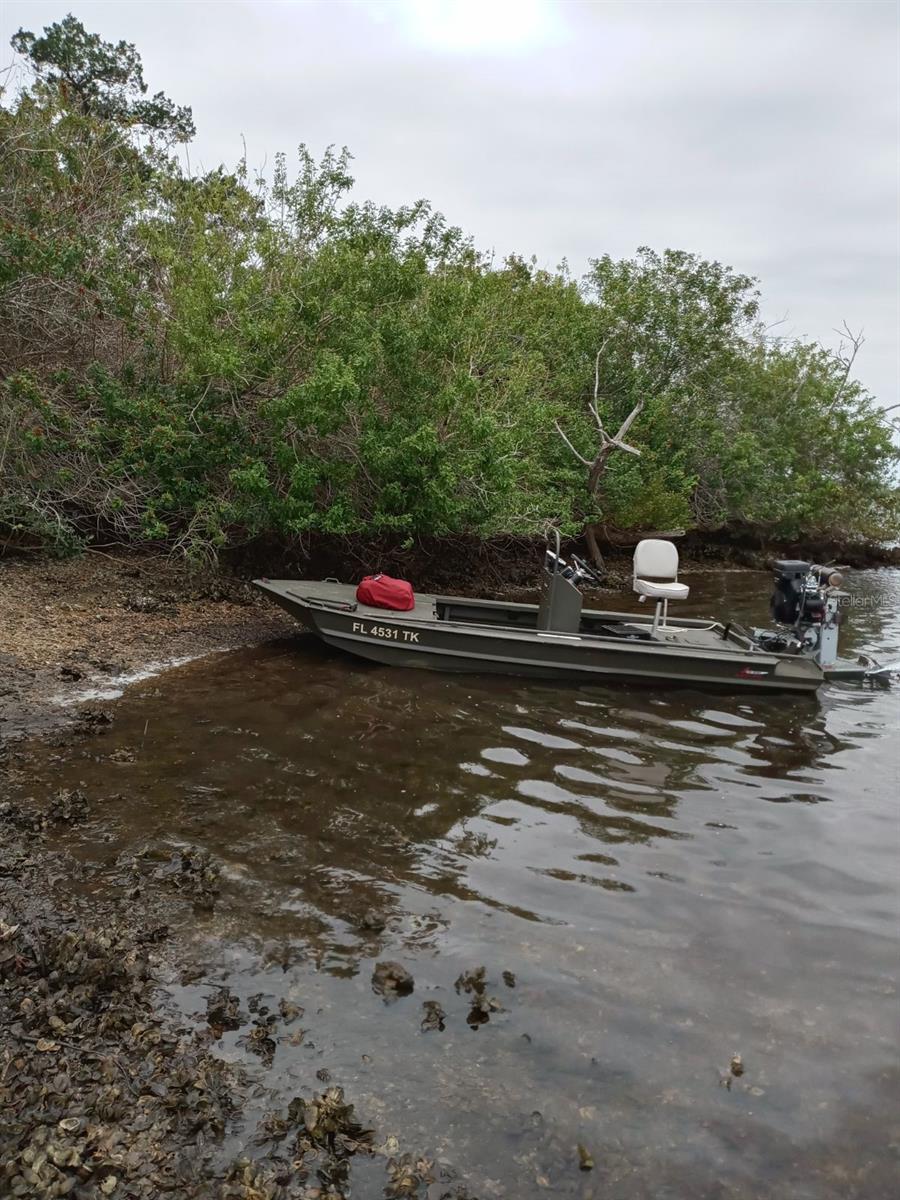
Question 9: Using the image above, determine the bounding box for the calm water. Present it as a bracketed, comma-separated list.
[11, 570, 900, 1197]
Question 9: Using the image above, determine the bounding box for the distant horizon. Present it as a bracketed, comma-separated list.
[2, 0, 897, 406]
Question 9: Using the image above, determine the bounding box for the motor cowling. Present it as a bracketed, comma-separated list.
[770, 560, 826, 627]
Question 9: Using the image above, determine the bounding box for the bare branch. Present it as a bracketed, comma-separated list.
[588, 349, 606, 434]
[613, 396, 645, 445]
[762, 311, 790, 336]
[827, 322, 864, 413]
[552, 350, 650, 567]
[554, 420, 592, 466]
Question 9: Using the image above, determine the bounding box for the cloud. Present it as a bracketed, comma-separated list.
[372, 0, 565, 55]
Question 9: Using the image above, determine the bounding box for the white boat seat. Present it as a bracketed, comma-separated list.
[634, 578, 690, 601]
[632, 538, 688, 631]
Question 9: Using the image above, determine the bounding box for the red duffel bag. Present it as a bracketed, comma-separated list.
[356, 574, 415, 611]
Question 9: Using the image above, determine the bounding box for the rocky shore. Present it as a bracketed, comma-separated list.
[0, 781, 455, 1199]
[0, 554, 294, 744]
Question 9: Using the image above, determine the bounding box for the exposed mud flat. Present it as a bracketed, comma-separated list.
[0, 554, 293, 743]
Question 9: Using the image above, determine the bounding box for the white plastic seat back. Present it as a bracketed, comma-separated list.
[633, 540, 687, 631]
[634, 539, 679, 580]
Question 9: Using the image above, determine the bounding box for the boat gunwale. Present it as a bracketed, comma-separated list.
[257, 578, 734, 633]
[316, 617, 822, 691]
[254, 579, 816, 670]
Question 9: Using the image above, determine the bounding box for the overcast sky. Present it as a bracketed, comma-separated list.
[2, 0, 897, 404]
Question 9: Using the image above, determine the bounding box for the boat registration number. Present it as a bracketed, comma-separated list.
[352, 620, 420, 643]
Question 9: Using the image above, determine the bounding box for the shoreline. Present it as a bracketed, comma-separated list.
[2, 540, 898, 744]
[0, 554, 294, 745]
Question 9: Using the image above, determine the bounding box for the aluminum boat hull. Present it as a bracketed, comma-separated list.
[254, 580, 825, 694]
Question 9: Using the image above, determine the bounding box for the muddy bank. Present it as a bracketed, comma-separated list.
[674, 524, 900, 570]
[0, 554, 293, 743]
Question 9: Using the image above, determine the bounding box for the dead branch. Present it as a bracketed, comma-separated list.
[612, 396, 645, 451]
[554, 419, 592, 467]
[827, 321, 864, 412]
[555, 351, 647, 567]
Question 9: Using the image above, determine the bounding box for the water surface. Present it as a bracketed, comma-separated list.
[12, 570, 900, 1197]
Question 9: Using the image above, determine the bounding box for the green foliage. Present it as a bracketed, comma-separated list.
[1, 17, 897, 560]
[11, 14, 194, 140]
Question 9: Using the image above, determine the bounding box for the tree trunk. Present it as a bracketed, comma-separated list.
[554, 356, 647, 576]
[584, 523, 605, 571]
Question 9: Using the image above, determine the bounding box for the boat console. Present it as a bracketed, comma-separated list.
[538, 533, 657, 642]
[538, 531, 601, 635]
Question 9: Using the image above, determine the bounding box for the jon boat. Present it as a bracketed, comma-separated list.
[254, 535, 893, 694]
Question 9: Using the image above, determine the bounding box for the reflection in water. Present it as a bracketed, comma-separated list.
[10, 570, 900, 1197]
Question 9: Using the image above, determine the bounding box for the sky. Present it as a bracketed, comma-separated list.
[2, 0, 897, 405]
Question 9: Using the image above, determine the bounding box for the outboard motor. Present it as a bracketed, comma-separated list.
[767, 560, 846, 668]
[770, 560, 826, 627]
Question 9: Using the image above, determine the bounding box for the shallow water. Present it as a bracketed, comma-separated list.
[11, 570, 900, 1197]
